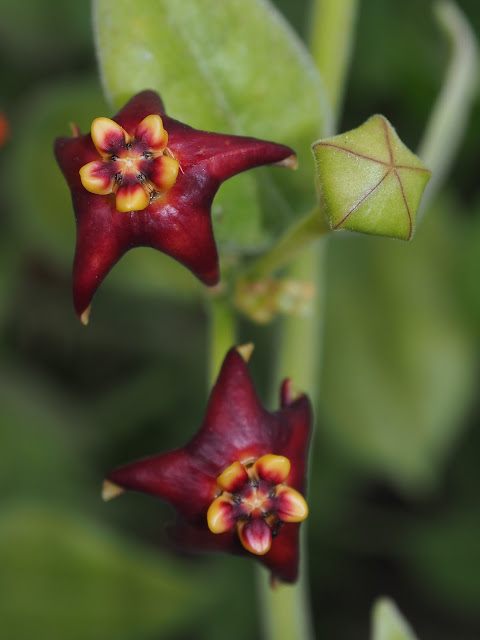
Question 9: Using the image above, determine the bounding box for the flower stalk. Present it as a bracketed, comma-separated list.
[238, 205, 330, 285]
[255, 1, 360, 638]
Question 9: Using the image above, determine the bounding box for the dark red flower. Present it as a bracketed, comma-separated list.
[54, 90, 296, 323]
[103, 345, 312, 584]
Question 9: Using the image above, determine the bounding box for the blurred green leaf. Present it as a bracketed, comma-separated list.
[0, 368, 92, 505]
[7, 78, 108, 262]
[372, 598, 419, 640]
[0, 236, 22, 331]
[404, 511, 480, 616]
[320, 207, 477, 493]
[458, 199, 480, 330]
[0, 505, 209, 640]
[95, 0, 329, 251]
[0, 1, 91, 70]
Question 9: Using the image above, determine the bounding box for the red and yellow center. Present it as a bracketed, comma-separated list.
[207, 454, 308, 556]
[79, 115, 179, 213]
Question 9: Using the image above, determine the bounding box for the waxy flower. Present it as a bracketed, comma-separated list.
[55, 90, 296, 324]
[103, 345, 312, 583]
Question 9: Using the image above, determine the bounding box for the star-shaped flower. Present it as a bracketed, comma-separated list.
[55, 90, 296, 324]
[103, 345, 312, 584]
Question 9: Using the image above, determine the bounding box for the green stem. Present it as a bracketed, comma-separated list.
[417, 1, 479, 216]
[258, 241, 327, 640]
[207, 295, 237, 388]
[275, 243, 327, 399]
[256, 2, 359, 638]
[309, 0, 359, 132]
[240, 206, 330, 283]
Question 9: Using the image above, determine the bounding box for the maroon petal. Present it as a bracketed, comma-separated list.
[106, 448, 217, 520]
[55, 90, 296, 321]
[103, 346, 312, 584]
[70, 190, 219, 321]
[187, 349, 274, 475]
[262, 522, 300, 583]
[172, 516, 300, 584]
[112, 90, 167, 136]
[163, 115, 296, 180]
[271, 394, 312, 494]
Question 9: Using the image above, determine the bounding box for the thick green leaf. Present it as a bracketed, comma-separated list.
[320, 207, 477, 493]
[94, 0, 329, 251]
[372, 598, 419, 640]
[0, 505, 208, 640]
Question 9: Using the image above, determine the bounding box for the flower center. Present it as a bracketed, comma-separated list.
[207, 454, 308, 556]
[79, 115, 179, 213]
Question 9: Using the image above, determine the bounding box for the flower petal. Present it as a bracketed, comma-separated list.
[207, 496, 237, 534]
[275, 486, 308, 522]
[188, 349, 271, 474]
[106, 448, 217, 518]
[91, 117, 128, 158]
[253, 454, 290, 484]
[115, 179, 150, 212]
[113, 90, 166, 134]
[135, 114, 168, 152]
[79, 160, 117, 195]
[56, 90, 297, 321]
[101, 480, 125, 501]
[271, 394, 312, 494]
[262, 522, 299, 583]
[141, 155, 179, 192]
[237, 517, 272, 555]
[163, 116, 296, 181]
[216, 461, 248, 493]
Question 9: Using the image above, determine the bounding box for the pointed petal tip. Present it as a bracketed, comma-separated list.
[79, 305, 91, 326]
[102, 479, 125, 502]
[69, 122, 81, 138]
[280, 379, 304, 407]
[275, 154, 297, 170]
[270, 575, 281, 589]
[235, 343, 255, 363]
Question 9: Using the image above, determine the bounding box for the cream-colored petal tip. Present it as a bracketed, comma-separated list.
[80, 305, 91, 326]
[102, 480, 125, 502]
[275, 154, 297, 170]
[236, 343, 254, 363]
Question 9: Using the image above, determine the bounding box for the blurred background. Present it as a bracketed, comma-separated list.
[0, 1, 479, 638]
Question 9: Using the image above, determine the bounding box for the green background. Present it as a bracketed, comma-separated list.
[0, 1, 479, 638]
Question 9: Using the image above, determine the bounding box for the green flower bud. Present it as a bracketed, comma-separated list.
[312, 115, 431, 240]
